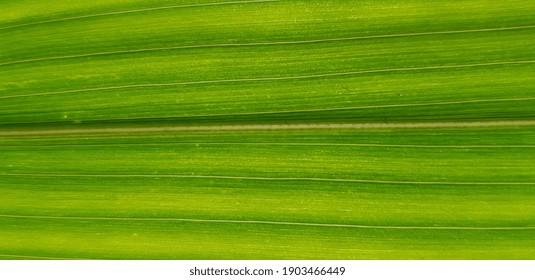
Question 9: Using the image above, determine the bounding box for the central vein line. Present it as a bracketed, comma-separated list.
[1, 120, 535, 136]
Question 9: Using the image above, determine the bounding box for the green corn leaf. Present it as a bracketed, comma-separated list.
[1, 0, 535, 259]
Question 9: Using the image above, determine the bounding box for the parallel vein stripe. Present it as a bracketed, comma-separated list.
[1, 60, 534, 100]
[9, 95, 527, 123]
[0, 0, 279, 31]
[2, 142, 535, 148]
[1, 24, 534, 67]
[173, 96, 535, 119]
[3, 96, 535, 123]
[0, 214, 533, 230]
[1, 172, 534, 185]
[0, 60, 535, 99]
[2, 95, 535, 128]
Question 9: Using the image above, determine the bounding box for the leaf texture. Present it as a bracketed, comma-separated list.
[1, 0, 535, 259]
